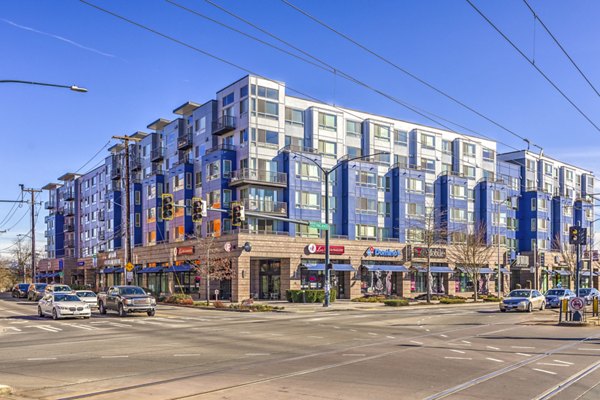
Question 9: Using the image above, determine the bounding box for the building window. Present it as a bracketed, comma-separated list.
[318, 112, 337, 131]
[356, 198, 377, 214]
[285, 108, 304, 125]
[374, 124, 390, 140]
[252, 128, 279, 146]
[462, 166, 475, 178]
[252, 85, 279, 99]
[346, 120, 361, 136]
[531, 218, 537, 232]
[295, 162, 320, 180]
[394, 155, 408, 168]
[442, 139, 452, 154]
[378, 201, 391, 217]
[295, 191, 320, 209]
[407, 178, 424, 192]
[462, 142, 476, 157]
[482, 148, 495, 161]
[538, 219, 548, 231]
[347, 146, 361, 158]
[492, 212, 507, 226]
[544, 163, 553, 176]
[239, 98, 249, 115]
[222, 190, 231, 208]
[395, 130, 408, 145]
[407, 228, 424, 243]
[296, 224, 320, 238]
[222, 92, 234, 107]
[318, 140, 337, 157]
[566, 169, 574, 181]
[538, 198, 547, 210]
[420, 158, 435, 172]
[356, 224, 376, 240]
[135, 213, 140, 227]
[451, 232, 467, 244]
[406, 203, 424, 218]
[527, 159, 536, 171]
[240, 85, 248, 98]
[252, 99, 278, 119]
[421, 133, 435, 149]
[208, 190, 221, 207]
[195, 171, 202, 188]
[134, 190, 140, 205]
[356, 171, 377, 186]
[451, 184, 466, 198]
[450, 208, 466, 222]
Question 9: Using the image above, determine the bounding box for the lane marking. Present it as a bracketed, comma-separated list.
[486, 346, 500, 350]
[409, 340, 423, 345]
[511, 346, 535, 349]
[516, 353, 532, 357]
[246, 353, 270, 356]
[4, 327, 22, 332]
[368, 332, 378, 336]
[534, 359, 600, 400]
[342, 354, 365, 357]
[537, 362, 570, 367]
[350, 329, 357, 332]
[450, 350, 466, 354]
[532, 368, 557, 375]
[386, 336, 395, 339]
[101, 355, 129, 358]
[461, 340, 471, 344]
[440, 334, 448, 338]
[27, 325, 62, 332]
[486, 357, 504, 363]
[425, 329, 431, 332]
[63, 323, 95, 330]
[307, 336, 324, 339]
[553, 360, 574, 365]
[577, 347, 600, 351]
[444, 356, 472, 360]
[106, 322, 132, 328]
[174, 354, 202, 357]
[27, 357, 56, 361]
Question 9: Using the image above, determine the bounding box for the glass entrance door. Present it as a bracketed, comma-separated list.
[259, 260, 281, 299]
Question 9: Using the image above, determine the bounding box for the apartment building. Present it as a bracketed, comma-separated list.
[37, 74, 598, 300]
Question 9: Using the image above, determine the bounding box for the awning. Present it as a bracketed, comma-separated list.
[167, 264, 194, 273]
[497, 268, 511, 274]
[103, 267, 115, 274]
[139, 266, 164, 273]
[113, 268, 124, 273]
[47, 272, 59, 278]
[456, 267, 494, 274]
[415, 266, 453, 274]
[305, 264, 356, 272]
[555, 270, 571, 276]
[363, 265, 408, 273]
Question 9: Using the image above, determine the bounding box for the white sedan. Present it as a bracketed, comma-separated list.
[38, 293, 91, 320]
[75, 290, 98, 310]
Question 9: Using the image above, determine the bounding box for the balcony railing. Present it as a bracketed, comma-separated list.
[64, 224, 75, 232]
[151, 165, 164, 176]
[98, 231, 106, 241]
[64, 239, 75, 248]
[98, 210, 105, 221]
[206, 144, 236, 153]
[243, 199, 287, 215]
[176, 152, 194, 166]
[280, 144, 320, 155]
[63, 189, 75, 201]
[130, 156, 142, 171]
[44, 230, 52, 238]
[151, 146, 165, 162]
[229, 168, 287, 187]
[177, 132, 193, 150]
[63, 205, 75, 216]
[212, 115, 236, 135]
[44, 201, 56, 210]
[111, 166, 121, 180]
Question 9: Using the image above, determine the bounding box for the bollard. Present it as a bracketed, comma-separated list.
[594, 297, 599, 317]
[562, 298, 569, 321]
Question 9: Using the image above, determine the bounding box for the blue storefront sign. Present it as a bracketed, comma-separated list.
[365, 246, 400, 257]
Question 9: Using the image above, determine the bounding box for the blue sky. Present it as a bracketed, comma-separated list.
[1, 0, 600, 254]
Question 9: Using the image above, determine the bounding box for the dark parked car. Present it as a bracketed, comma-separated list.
[12, 283, 30, 298]
[27, 283, 48, 301]
[578, 288, 600, 305]
[544, 289, 575, 308]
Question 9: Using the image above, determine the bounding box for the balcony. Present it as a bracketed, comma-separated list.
[63, 205, 75, 216]
[64, 224, 75, 232]
[44, 200, 56, 210]
[63, 189, 75, 201]
[111, 166, 121, 180]
[98, 210, 105, 222]
[177, 132, 193, 150]
[151, 146, 165, 162]
[131, 173, 142, 184]
[229, 168, 287, 188]
[44, 230, 52, 238]
[64, 239, 75, 249]
[130, 155, 142, 171]
[98, 231, 106, 241]
[176, 152, 194, 166]
[206, 144, 236, 154]
[212, 115, 236, 136]
[243, 199, 287, 215]
[151, 165, 164, 176]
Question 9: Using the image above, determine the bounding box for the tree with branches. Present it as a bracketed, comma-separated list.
[11, 237, 32, 282]
[0, 257, 18, 291]
[552, 233, 577, 289]
[447, 222, 494, 301]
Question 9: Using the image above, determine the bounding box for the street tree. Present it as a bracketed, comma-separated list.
[552, 234, 577, 288]
[0, 257, 18, 291]
[11, 237, 32, 282]
[447, 222, 494, 301]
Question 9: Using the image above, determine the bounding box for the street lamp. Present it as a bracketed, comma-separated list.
[284, 147, 389, 307]
[0, 80, 88, 92]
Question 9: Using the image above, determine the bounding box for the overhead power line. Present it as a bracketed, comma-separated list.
[465, 0, 600, 133]
[0, 191, 24, 228]
[522, 0, 600, 99]
[279, 0, 542, 151]
[76, 139, 112, 174]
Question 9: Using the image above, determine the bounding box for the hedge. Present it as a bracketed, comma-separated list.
[164, 294, 194, 305]
[383, 299, 410, 307]
[439, 298, 467, 304]
[286, 289, 337, 303]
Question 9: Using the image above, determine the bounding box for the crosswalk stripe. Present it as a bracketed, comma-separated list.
[63, 323, 96, 330]
[27, 325, 62, 332]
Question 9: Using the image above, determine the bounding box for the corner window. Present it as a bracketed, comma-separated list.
[395, 130, 408, 145]
[374, 124, 390, 140]
[346, 120, 361, 136]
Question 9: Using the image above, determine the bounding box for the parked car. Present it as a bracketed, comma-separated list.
[578, 288, 600, 305]
[45, 284, 73, 294]
[500, 289, 546, 312]
[27, 283, 48, 301]
[75, 290, 98, 310]
[12, 283, 30, 298]
[97, 286, 156, 317]
[38, 292, 91, 320]
[544, 288, 576, 308]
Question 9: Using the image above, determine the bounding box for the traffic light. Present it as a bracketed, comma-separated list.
[191, 197, 207, 223]
[569, 226, 587, 245]
[231, 202, 245, 226]
[161, 193, 174, 221]
[539, 252, 545, 267]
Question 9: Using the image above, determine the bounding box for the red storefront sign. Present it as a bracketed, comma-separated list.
[307, 244, 345, 255]
[176, 246, 195, 256]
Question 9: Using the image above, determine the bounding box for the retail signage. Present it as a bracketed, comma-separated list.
[176, 246, 195, 256]
[59, 259, 64, 270]
[105, 258, 121, 266]
[364, 246, 400, 257]
[412, 247, 446, 259]
[77, 261, 85, 266]
[307, 244, 345, 255]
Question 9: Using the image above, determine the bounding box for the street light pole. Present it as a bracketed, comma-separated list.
[0, 80, 88, 92]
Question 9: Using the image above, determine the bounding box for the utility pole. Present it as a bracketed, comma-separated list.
[20, 185, 42, 282]
[112, 135, 141, 285]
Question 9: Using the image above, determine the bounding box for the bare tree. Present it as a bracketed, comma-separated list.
[0, 258, 18, 291]
[552, 234, 577, 288]
[447, 222, 494, 301]
[191, 225, 235, 305]
[11, 237, 32, 282]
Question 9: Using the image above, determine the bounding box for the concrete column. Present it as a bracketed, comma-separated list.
[231, 256, 250, 302]
[401, 273, 412, 298]
[279, 258, 291, 301]
[446, 274, 456, 296]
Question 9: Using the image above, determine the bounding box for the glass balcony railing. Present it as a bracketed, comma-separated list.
[229, 168, 287, 187]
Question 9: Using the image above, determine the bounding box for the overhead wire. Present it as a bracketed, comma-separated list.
[465, 0, 600, 133]
[0, 191, 24, 228]
[522, 0, 600, 99]
[75, 139, 112, 174]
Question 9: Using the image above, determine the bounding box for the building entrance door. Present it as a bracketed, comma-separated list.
[334, 271, 346, 299]
[259, 260, 281, 300]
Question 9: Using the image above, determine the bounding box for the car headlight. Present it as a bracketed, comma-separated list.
[124, 299, 131, 305]
[59, 306, 69, 310]
[83, 304, 90, 309]
[519, 301, 528, 306]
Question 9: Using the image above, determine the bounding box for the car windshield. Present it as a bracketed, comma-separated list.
[35, 284, 47, 290]
[546, 289, 565, 296]
[579, 289, 591, 295]
[18, 284, 29, 290]
[53, 286, 71, 292]
[509, 290, 531, 298]
[119, 287, 146, 295]
[76, 291, 96, 297]
[54, 294, 81, 302]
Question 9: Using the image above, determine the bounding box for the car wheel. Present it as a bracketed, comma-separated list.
[540, 302, 545, 311]
[147, 309, 155, 317]
[500, 309, 507, 312]
[99, 302, 106, 315]
[118, 303, 126, 317]
[38, 306, 44, 317]
[52, 308, 58, 320]
[527, 302, 532, 313]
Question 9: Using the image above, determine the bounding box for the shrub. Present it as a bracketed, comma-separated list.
[164, 294, 194, 305]
[439, 298, 467, 304]
[286, 289, 336, 303]
[228, 304, 285, 312]
[213, 300, 227, 309]
[383, 299, 410, 307]
[352, 296, 386, 303]
[483, 296, 500, 302]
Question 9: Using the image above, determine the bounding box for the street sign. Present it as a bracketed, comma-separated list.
[569, 297, 585, 312]
[126, 271, 134, 282]
[308, 222, 329, 230]
[125, 262, 134, 272]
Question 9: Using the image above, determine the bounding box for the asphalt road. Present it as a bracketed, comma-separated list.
[1, 293, 599, 400]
